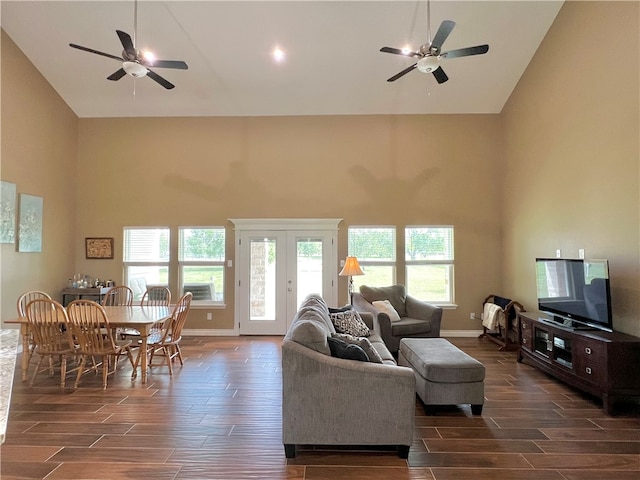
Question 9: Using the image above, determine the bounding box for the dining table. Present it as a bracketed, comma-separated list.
[6, 304, 172, 385]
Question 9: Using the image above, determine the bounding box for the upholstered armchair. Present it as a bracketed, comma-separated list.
[352, 285, 442, 354]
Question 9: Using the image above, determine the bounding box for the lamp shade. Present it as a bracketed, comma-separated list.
[339, 256, 364, 277]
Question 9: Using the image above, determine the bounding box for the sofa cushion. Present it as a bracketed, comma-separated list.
[330, 310, 370, 337]
[298, 304, 336, 334]
[391, 317, 432, 336]
[372, 300, 401, 322]
[332, 333, 383, 364]
[327, 337, 369, 362]
[288, 319, 331, 356]
[359, 285, 407, 317]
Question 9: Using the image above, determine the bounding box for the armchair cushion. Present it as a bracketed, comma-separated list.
[372, 300, 401, 323]
[360, 285, 407, 317]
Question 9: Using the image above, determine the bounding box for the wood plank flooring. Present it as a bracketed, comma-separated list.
[1, 336, 639, 479]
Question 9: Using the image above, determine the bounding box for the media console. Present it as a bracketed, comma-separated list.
[518, 311, 640, 415]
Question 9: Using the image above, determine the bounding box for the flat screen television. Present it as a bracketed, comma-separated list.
[535, 258, 613, 332]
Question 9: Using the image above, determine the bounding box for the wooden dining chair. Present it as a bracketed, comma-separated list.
[134, 292, 192, 375]
[17, 290, 53, 365]
[140, 286, 171, 307]
[101, 285, 134, 306]
[25, 298, 77, 388]
[66, 299, 136, 389]
[120, 286, 173, 340]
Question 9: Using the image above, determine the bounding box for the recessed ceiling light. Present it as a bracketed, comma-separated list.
[273, 47, 285, 63]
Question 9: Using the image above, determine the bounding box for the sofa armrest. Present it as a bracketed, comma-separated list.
[282, 339, 415, 447]
[405, 296, 442, 336]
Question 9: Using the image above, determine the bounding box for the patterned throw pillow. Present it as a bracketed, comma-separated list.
[332, 333, 384, 364]
[330, 310, 370, 337]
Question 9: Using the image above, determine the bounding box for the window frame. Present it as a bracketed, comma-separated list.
[123, 226, 171, 301]
[347, 226, 397, 290]
[405, 225, 455, 305]
[178, 226, 226, 305]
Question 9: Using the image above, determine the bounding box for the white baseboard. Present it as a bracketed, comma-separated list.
[183, 328, 239, 337]
[441, 330, 483, 337]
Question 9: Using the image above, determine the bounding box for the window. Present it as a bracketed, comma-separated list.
[405, 226, 454, 304]
[179, 227, 225, 303]
[348, 227, 396, 290]
[123, 227, 170, 301]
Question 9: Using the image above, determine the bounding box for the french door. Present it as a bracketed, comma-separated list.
[232, 219, 340, 335]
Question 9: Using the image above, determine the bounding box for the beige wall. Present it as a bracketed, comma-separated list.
[0, 31, 78, 325]
[74, 115, 503, 330]
[3, 1, 639, 337]
[502, 1, 640, 336]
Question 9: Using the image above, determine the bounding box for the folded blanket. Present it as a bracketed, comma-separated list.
[482, 302, 505, 331]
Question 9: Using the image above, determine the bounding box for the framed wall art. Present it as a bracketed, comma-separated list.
[85, 237, 114, 259]
[18, 194, 43, 253]
[0, 181, 17, 244]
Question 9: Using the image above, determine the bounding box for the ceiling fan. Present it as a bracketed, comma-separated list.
[69, 0, 187, 89]
[380, 1, 489, 85]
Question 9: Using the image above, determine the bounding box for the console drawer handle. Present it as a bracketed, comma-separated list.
[585, 347, 592, 355]
[586, 367, 592, 375]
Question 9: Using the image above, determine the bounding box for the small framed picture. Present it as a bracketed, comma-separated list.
[85, 237, 114, 259]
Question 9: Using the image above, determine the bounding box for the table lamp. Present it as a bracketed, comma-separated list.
[339, 256, 364, 303]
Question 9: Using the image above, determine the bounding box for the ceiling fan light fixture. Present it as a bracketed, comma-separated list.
[123, 61, 148, 78]
[417, 55, 440, 73]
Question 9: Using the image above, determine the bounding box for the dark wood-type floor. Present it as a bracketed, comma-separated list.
[2, 336, 639, 480]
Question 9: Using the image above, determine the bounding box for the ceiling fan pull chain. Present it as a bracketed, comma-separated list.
[426, 0, 431, 44]
[133, 0, 138, 48]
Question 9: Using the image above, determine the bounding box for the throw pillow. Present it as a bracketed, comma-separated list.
[330, 310, 370, 337]
[372, 299, 402, 322]
[332, 333, 384, 364]
[328, 304, 352, 314]
[359, 285, 407, 317]
[327, 337, 369, 362]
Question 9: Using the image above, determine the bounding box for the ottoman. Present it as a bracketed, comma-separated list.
[398, 338, 485, 414]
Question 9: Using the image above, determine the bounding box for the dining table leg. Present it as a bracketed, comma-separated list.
[19, 324, 30, 381]
[139, 326, 150, 384]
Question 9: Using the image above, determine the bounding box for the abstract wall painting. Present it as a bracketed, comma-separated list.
[0, 181, 17, 244]
[18, 194, 43, 253]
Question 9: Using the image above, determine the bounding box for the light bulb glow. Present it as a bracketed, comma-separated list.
[401, 46, 412, 55]
[273, 47, 285, 62]
[142, 50, 156, 64]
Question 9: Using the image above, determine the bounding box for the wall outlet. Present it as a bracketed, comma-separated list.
[470, 312, 475, 320]
[206, 312, 212, 320]
[579, 248, 585, 259]
[556, 249, 562, 258]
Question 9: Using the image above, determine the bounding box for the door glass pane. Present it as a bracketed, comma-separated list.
[250, 238, 276, 321]
[296, 238, 323, 308]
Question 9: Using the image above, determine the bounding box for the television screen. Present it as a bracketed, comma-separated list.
[535, 258, 613, 332]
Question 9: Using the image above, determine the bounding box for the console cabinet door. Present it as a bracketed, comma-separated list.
[573, 337, 607, 388]
[520, 317, 533, 352]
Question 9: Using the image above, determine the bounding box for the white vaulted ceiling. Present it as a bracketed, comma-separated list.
[1, 1, 563, 118]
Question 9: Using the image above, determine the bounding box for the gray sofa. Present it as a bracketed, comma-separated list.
[352, 285, 442, 354]
[281, 293, 416, 459]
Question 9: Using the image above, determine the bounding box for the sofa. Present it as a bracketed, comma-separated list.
[281, 293, 416, 459]
[352, 285, 443, 354]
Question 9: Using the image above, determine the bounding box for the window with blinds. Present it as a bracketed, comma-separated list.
[178, 227, 225, 303]
[348, 227, 396, 290]
[123, 227, 170, 300]
[405, 226, 454, 303]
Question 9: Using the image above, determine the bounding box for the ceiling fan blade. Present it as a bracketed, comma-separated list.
[432, 67, 449, 84]
[146, 69, 175, 89]
[380, 47, 420, 58]
[443, 44, 489, 59]
[107, 68, 127, 81]
[148, 60, 189, 70]
[430, 20, 456, 53]
[387, 63, 417, 82]
[116, 30, 136, 59]
[69, 43, 123, 62]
